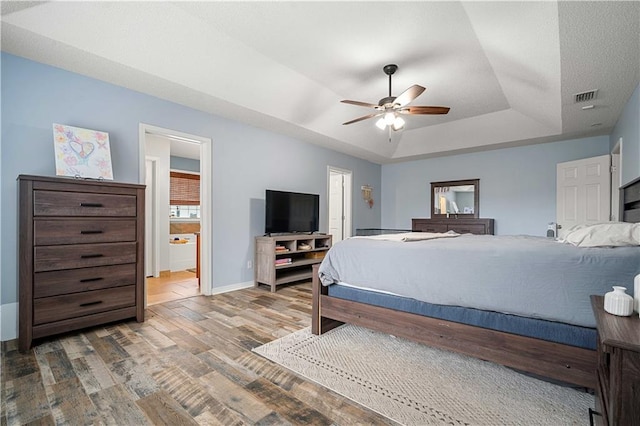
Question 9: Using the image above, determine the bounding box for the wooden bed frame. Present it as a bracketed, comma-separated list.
[311, 176, 640, 390]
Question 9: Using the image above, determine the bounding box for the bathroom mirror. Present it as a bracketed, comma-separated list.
[431, 179, 479, 218]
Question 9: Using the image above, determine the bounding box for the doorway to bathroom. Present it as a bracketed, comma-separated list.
[139, 124, 212, 306]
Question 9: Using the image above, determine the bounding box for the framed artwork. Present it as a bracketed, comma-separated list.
[52, 123, 113, 180]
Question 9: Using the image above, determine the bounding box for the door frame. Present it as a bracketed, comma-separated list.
[327, 166, 353, 241]
[611, 138, 622, 221]
[139, 123, 213, 297]
[145, 156, 160, 278]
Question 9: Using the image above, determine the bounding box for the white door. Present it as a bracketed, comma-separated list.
[328, 167, 352, 243]
[556, 154, 611, 237]
[329, 172, 344, 241]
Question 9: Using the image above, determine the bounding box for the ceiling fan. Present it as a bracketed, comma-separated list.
[341, 64, 450, 131]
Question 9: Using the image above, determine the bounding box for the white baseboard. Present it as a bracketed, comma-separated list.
[211, 280, 254, 295]
[1, 302, 18, 341]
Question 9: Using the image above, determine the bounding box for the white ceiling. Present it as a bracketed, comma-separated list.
[2, 1, 638, 164]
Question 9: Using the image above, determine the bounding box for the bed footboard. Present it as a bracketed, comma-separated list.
[312, 264, 343, 334]
[311, 265, 596, 388]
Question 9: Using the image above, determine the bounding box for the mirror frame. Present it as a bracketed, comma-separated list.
[431, 179, 479, 219]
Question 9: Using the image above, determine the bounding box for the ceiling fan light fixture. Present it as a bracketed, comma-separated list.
[384, 112, 396, 125]
[341, 63, 449, 132]
[392, 116, 405, 130]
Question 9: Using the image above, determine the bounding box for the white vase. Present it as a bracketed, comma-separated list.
[635, 274, 640, 315]
[604, 286, 634, 316]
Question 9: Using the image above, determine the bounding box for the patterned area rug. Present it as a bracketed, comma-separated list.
[253, 325, 593, 425]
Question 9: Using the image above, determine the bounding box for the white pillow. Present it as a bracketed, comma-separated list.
[562, 222, 640, 247]
[558, 222, 603, 239]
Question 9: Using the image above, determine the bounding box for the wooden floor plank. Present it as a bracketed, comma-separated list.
[3, 373, 51, 425]
[166, 329, 211, 355]
[196, 350, 257, 387]
[198, 370, 273, 423]
[1, 348, 40, 382]
[165, 314, 208, 336]
[85, 333, 130, 365]
[245, 377, 334, 426]
[59, 334, 96, 360]
[33, 351, 56, 386]
[110, 357, 160, 399]
[45, 377, 100, 425]
[157, 345, 213, 379]
[152, 366, 241, 422]
[70, 353, 116, 395]
[44, 349, 76, 383]
[136, 390, 199, 426]
[90, 384, 151, 424]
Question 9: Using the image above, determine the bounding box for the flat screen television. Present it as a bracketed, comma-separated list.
[265, 190, 319, 235]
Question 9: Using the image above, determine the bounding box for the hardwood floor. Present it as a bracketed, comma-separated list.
[1, 283, 396, 425]
[146, 271, 200, 306]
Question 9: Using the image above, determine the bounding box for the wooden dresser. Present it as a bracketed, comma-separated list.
[412, 218, 495, 235]
[18, 175, 145, 352]
[590, 295, 640, 426]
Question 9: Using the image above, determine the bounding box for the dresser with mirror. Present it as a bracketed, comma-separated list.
[412, 178, 495, 235]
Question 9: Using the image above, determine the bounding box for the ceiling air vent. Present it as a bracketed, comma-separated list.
[574, 90, 598, 103]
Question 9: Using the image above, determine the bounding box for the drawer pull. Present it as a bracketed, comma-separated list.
[79, 300, 103, 307]
[81, 254, 104, 259]
[80, 202, 104, 208]
[79, 277, 104, 283]
[80, 230, 103, 235]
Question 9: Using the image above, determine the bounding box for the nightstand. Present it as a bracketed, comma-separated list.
[590, 295, 640, 426]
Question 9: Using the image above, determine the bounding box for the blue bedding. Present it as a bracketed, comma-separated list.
[318, 234, 640, 328]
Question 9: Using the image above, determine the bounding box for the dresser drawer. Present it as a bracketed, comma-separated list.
[414, 223, 448, 233]
[34, 190, 137, 217]
[33, 285, 136, 325]
[447, 224, 486, 234]
[412, 218, 494, 235]
[34, 242, 137, 272]
[34, 264, 137, 298]
[34, 219, 136, 245]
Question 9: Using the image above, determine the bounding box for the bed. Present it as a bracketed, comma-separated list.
[312, 176, 640, 389]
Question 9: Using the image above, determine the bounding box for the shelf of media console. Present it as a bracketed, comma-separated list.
[275, 257, 324, 269]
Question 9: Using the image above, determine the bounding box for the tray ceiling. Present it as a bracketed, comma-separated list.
[2, 1, 638, 163]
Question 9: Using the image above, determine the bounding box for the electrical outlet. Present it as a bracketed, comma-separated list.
[247, 260, 252, 269]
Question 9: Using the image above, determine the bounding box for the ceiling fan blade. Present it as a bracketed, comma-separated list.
[342, 113, 382, 125]
[399, 106, 450, 115]
[341, 100, 379, 109]
[394, 85, 426, 107]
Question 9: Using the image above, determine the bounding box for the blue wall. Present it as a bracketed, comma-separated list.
[170, 156, 200, 173]
[1, 53, 382, 310]
[381, 136, 611, 236]
[611, 84, 640, 185]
